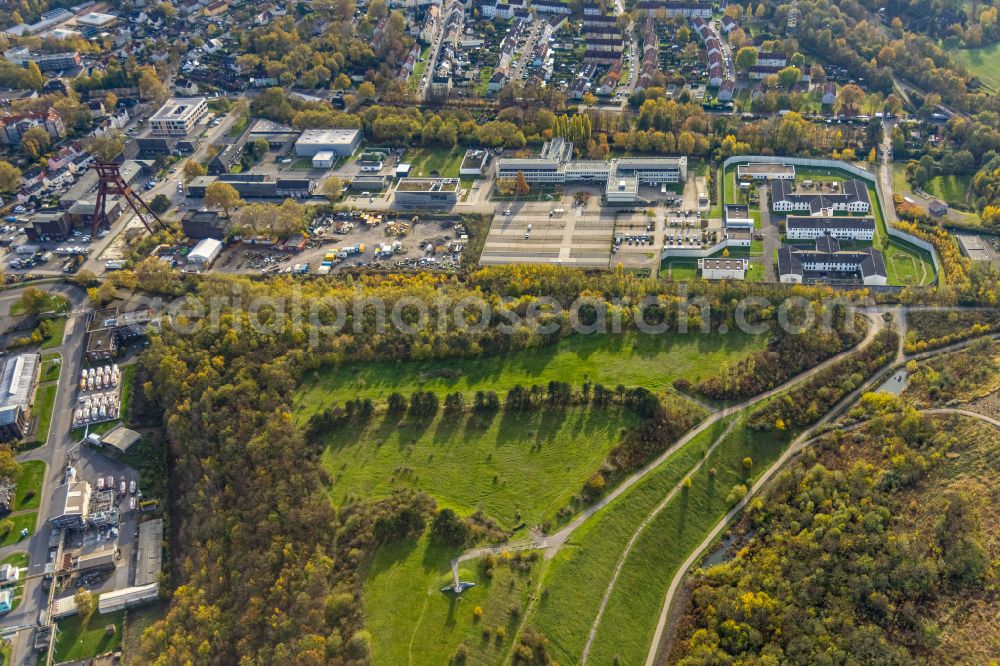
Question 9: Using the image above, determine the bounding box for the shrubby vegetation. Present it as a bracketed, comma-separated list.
[904, 338, 1000, 404]
[672, 410, 997, 665]
[746, 329, 899, 430]
[905, 309, 1000, 353]
[683, 307, 865, 402]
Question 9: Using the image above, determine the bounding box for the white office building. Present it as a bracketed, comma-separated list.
[150, 98, 208, 136]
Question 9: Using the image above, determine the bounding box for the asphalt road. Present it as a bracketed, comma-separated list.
[0, 283, 141, 665]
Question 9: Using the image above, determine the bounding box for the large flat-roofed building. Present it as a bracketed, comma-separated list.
[699, 258, 748, 280]
[617, 157, 687, 183]
[294, 128, 362, 157]
[785, 216, 875, 241]
[778, 235, 887, 285]
[2, 48, 81, 72]
[736, 163, 795, 180]
[0, 353, 40, 441]
[393, 178, 460, 206]
[150, 98, 208, 135]
[770, 179, 871, 214]
[496, 138, 686, 188]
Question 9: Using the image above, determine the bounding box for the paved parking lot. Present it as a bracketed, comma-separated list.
[480, 200, 617, 267]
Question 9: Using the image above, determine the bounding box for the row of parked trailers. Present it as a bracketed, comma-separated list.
[80, 364, 120, 392]
[74, 393, 120, 426]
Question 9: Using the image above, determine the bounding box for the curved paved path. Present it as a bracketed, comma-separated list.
[452, 310, 887, 573]
[643, 332, 1000, 666]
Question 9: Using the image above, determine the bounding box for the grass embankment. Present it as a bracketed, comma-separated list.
[583, 417, 791, 664]
[30, 383, 57, 446]
[295, 331, 767, 408]
[364, 535, 540, 665]
[526, 418, 745, 664]
[321, 405, 638, 529]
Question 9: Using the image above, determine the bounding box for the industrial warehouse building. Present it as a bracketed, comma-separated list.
[294, 128, 362, 157]
[0, 353, 40, 441]
[187, 238, 223, 267]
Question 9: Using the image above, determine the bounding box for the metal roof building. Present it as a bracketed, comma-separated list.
[135, 519, 163, 587]
[0, 353, 40, 441]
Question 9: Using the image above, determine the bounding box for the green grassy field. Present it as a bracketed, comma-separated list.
[924, 174, 974, 208]
[955, 43, 1000, 91]
[40, 353, 62, 382]
[403, 146, 466, 178]
[0, 512, 36, 546]
[661, 259, 699, 280]
[527, 419, 732, 663]
[321, 405, 637, 529]
[364, 535, 540, 666]
[295, 332, 767, 409]
[53, 600, 124, 663]
[585, 419, 791, 664]
[13, 460, 45, 512]
[31, 383, 57, 446]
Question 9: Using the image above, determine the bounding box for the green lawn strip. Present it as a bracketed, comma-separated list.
[8, 293, 68, 316]
[1, 552, 28, 569]
[745, 263, 766, 282]
[0, 512, 37, 546]
[40, 353, 62, 383]
[666, 260, 698, 280]
[365, 535, 539, 665]
[321, 405, 637, 530]
[39, 317, 67, 349]
[53, 602, 124, 663]
[528, 420, 730, 665]
[295, 332, 766, 408]
[586, 419, 793, 665]
[13, 461, 45, 512]
[31, 384, 58, 446]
